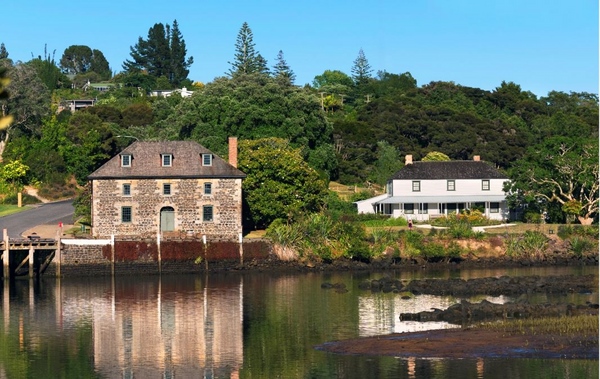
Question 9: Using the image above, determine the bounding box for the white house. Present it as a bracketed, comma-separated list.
[356, 155, 510, 221]
[149, 87, 194, 98]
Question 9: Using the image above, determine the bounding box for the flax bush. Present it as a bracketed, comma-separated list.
[505, 231, 548, 258]
[265, 212, 371, 261]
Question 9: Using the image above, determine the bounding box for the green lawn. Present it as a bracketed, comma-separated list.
[0, 204, 30, 217]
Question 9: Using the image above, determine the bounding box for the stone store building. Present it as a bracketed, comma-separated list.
[88, 138, 246, 239]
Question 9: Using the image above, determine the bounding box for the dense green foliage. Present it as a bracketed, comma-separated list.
[239, 138, 328, 229]
[0, 21, 596, 227]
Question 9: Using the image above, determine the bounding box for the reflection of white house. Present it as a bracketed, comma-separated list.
[355, 155, 510, 221]
[150, 87, 194, 98]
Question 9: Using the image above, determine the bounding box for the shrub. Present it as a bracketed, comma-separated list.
[505, 231, 548, 258]
[0, 192, 39, 205]
[569, 237, 596, 257]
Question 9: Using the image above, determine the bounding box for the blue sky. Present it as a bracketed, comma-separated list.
[2, 1, 597, 96]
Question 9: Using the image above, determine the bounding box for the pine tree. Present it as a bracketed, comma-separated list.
[351, 48, 373, 86]
[0, 43, 8, 60]
[169, 20, 194, 86]
[228, 22, 262, 76]
[123, 20, 193, 86]
[273, 50, 296, 84]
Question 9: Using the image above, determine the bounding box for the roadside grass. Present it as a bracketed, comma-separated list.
[0, 204, 30, 217]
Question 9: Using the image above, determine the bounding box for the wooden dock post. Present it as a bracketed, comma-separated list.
[239, 233, 243, 265]
[157, 232, 161, 274]
[56, 228, 62, 278]
[110, 235, 115, 277]
[28, 245, 34, 279]
[2, 229, 9, 280]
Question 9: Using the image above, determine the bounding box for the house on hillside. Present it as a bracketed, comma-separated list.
[149, 87, 194, 98]
[355, 155, 510, 221]
[88, 138, 246, 239]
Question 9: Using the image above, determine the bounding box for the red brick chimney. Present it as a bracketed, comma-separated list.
[473, 155, 480, 161]
[228, 137, 238, 168]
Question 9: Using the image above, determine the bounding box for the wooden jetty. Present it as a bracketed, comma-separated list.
[1, 229, 59, 279]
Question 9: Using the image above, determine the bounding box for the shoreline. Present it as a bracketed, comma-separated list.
[316, 325, 599, 360]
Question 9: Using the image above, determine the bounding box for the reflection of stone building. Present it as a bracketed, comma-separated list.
[91, 277, 243, 378]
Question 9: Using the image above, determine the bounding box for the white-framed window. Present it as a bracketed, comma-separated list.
[204, 182, 212, 195]
[482, 180, 490, 191]
[121, 206, 132, 223]
[202, 154, 212, 166]
[412, 181, 420, 192]
[163, 183, 172, 196]
[121, 154, 131, 167]
[162, 154, 172, 167]
[404, 203, 414, 214]
[447, 180, 455, 191]
[122, 183, 131, 196]
[490, 202, 500, 213]
[203, 205, 213, 222]
[418, 203, 429, 214]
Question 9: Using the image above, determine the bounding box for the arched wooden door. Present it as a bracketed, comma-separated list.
[160, 206, 175, 232]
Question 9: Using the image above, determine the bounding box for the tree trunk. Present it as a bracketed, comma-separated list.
[577, 216, 593, 225]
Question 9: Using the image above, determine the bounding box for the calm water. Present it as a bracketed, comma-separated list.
[0, 266, 597, 379]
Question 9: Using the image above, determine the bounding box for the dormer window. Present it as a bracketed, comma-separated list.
[202, 154, 212, 166]
[162, 154, 172, 167]
[121, 154, 131, 167]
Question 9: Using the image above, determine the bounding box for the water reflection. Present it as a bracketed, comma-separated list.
[3, 276, 244, 379]
[0, 266, 597, 379]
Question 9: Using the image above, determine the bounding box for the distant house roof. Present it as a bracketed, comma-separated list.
[391, 161, 508, 180]
[88, 141, 246, 180]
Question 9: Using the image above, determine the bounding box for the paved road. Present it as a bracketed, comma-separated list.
[0, 200, 74, 238]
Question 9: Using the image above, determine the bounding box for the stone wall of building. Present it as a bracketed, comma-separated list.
[92, 178, 243, 239]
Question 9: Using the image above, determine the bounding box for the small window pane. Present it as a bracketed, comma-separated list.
[122, 206, 132, 223]
[121, 155, 131, 167]
[162, 154, 172, 167]
[123, 183, 131, 196]
[482, 180, 490, 191]
[163, 183, 171, 195]
[203, 205, 213, 222]
[404, 204, 414, 214]
[202, 154, 212, 166]
[204, 182, 212, 195]
[447, 180, 455, 191]
[490, 202, 500, 213]
[412, 181, 420, 192]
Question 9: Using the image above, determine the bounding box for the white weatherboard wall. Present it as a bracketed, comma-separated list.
[391, 178, 507, 197]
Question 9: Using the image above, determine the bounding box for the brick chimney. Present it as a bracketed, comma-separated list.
[228, 137, 238, 168]
[405, 154, 413, 165]
[473, 155, 480, 161]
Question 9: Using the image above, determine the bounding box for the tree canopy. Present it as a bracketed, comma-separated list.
[238, 138, 328, 229]
[123, 20, 193, 87]
[60, 45, 111, 80]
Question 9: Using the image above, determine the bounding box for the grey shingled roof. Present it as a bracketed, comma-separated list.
[391, 161, 507, 180]
[88, 141, 246, 179]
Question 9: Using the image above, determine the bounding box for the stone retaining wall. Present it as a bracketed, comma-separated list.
[46, 239, 272, 277]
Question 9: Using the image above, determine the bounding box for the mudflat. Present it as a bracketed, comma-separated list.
[317, 326, 599, 360]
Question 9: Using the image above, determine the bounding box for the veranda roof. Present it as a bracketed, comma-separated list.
[375, 195, 507, 204]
